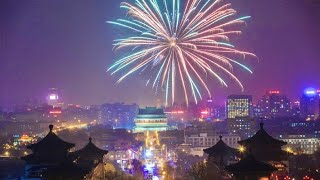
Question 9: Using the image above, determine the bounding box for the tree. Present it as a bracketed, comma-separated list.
[187, 162, 208, 180]
[175, 151, 204, 178]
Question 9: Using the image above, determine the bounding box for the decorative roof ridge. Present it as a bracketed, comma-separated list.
[225, 154, 277, 172]
[72, 137, 108, 155]
[238, 122, 287, 146]
[203, 135, 238, 155]
[27, 125, 75, 150]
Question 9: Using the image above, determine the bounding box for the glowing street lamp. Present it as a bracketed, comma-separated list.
[285, 147, 293, 154]
[239, 146, 245, 153]
[4, 151, 10, 157]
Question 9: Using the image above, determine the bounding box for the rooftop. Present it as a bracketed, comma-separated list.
[22, 125, 75, 164]
[226, 154, 277, 173]
[26, 125, 75, 151]
[138, 107, 165, 115]
[72, 137, 108, 159]
[238, 123, 287, 146]
[203, 136, 238, 156]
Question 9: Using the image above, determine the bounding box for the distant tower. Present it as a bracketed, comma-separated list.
[133, 107, 168, 132]
[300, 88, 320, 120]
[258, 90, 291, 118]
[226, 95, 253, 119]
[47, 88, 62, 107]
[226, 95, 255, 138]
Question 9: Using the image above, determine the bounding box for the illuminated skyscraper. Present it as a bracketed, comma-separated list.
[133, 107, 168, 132]
[257, 91, 291, 118]
[226, 95, 253, 119]
[300, 88, 320, 120]
[226, 95, 254, 138]
[47, 88, 63, 107]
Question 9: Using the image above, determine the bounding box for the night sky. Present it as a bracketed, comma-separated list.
[1, 0, 320, 106]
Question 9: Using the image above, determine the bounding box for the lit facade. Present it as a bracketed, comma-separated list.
[226, 95, 253, 119]
[280, 135, 320, 154]
[300, 88, 320, 120]
[47, 88, 63, 108]
[227, 117, 256, 139]
[185, 133, 240, 149]
[133, 107, 168, 132]
[104, 149, 139, 170]
[257, 91, 291, 118]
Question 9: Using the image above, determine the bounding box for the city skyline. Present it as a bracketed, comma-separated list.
[1, 0, 320, 106]
[1, 1, 320, 179]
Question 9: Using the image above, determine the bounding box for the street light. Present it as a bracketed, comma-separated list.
[239, 146, 245, 153]
[285, 147, 293, 154]
[4, 151, 10, 157]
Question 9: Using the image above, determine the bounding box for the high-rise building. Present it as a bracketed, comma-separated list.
[133, 107, 168, 132]
[257, 91, 291, 118]
[226, 95, 254, 139]
[227, 117, 256, 139]
[226, 95, 253, 119]
[300, 88, 320, 120]
[198, 98, 225, 120]
[47, 88, 63, 108]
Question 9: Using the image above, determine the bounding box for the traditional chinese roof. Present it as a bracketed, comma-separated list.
[22, 125, 75, 164]
[72, 137, 108, 160]
[138, 107, 165, 115]
[238, 123, 286, 146]
[225, 154, 277, 174]
[203, 136, 238, 156]
[27, 125, 75, 151]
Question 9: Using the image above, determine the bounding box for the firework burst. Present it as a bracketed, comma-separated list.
[108, 0, 256, 106]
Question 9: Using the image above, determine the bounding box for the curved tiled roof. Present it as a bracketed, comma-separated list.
[27, 125, 75, 151]
[226, 154, 277, 173]
[138, 107, 165, 115]
[238, 123, 286, 146]
[203, 136, 238, 156]
[72, 137, 108, 158]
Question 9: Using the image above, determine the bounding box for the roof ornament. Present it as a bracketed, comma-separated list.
[49, 124, 53, 132]
[260, 122, 264, 129]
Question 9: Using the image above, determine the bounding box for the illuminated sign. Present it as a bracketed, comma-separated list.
[165, 111, 184, 114]
[201, 111, 209, 115]
[207, 99, 213, 103]
[49, 110, 62, 114]
[269, 90, 280, 94]
[49, 94, 58, 100]
[304, 88, 318, 97]
[306, 90, 316, 94]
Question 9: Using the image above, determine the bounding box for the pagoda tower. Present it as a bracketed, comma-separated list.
[238, 123, 287, 162]
[133, 107, 168, 132]
[22, 125, 75, 164]
[238, 122, 289, 175]
[203, 135, 239, 167]
[21, 125, 75, 178]
[71, 137, 108, 173]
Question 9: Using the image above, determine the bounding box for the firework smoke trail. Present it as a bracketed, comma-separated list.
[107, 0, 256, 106]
